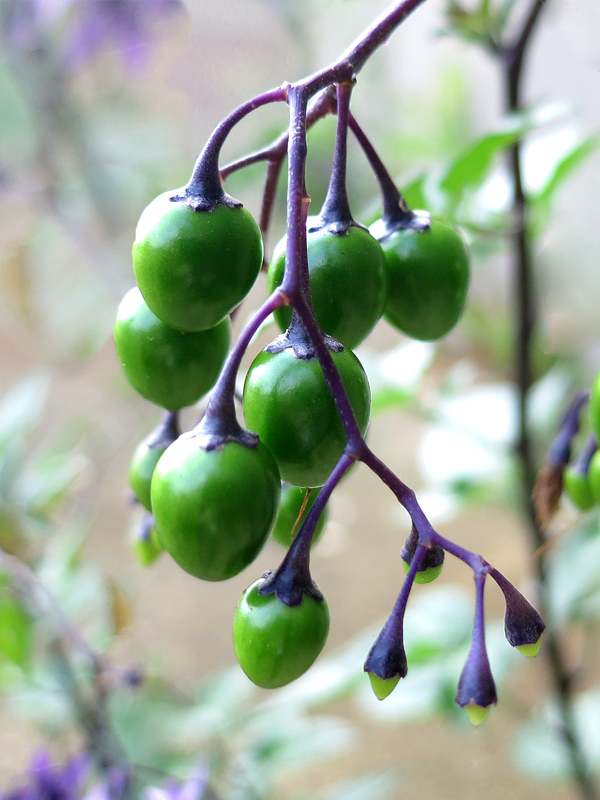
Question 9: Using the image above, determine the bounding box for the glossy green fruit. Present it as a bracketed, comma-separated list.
[129, 413, 179, 511]
[114, 287, 230, 410]
[590, 373, 600, 444]
[133, 192, 263, 332]
[151, 435, 280, 581]
[373, 217, 469, 341]
[588, 450, 600, 503]
[243, 347, 370, 487]
[268, 225, 387, 348]
[130, 440, 166, 511]
[271, 486, 327, 548]
[233, 577, 330, 688]
[563, 464, 595, 511]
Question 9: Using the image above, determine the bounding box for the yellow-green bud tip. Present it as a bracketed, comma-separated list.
[402, 561, 443, 585]
[516, 636, 542, 658]
[368, 672, 400, 701]
[464, 703, 490, 726]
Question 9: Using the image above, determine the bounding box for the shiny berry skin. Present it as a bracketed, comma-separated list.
[114, 287, 230, 410]
[563, 464, 595, 511]
[243, 347, 370, 488]
[151, 435, 280, 581]
[590, 373, 600, 445]
[268, 225, 387, 349]
[233, 577, 330, 688]
[372, 217, 469, 341]
[133, 192, 263, 332]
[271, 486, 327, 548]
[588, 450, 600, 504]
[129, 439, 166, 512]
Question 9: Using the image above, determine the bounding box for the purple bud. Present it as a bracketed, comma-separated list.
[364, 619, 407, 684]
[490, 569, 545, 656]
[455, 644, 497, 712]
[401, 526, 445, 580]
[455, 575, 497, 725]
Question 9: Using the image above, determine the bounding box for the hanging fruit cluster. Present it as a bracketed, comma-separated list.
[114, 2, 544, 724]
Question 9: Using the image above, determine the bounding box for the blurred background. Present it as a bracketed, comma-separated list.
[0, 0, 599, 798]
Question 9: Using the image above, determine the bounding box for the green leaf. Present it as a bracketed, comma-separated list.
[530, 133, 600, 226]
[21, 451, 87, 518]
[0, 575, 32, 669]
[440, 117, 534, 205]
[401, 173, 428, 210]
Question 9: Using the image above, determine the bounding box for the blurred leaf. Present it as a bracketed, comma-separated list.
[360, 340, 436, 416]
[513, 689, 600, 779]
[0, 573, 33, 669]
[107, 579, 134, 636]
[21, 450, 87, 518]
[38, 533, 114, 649]
[533, 134, 600, 205]
[401, 173, 428, 210]
[440, 116, 534, 206]
[0, 373, 50, 451]
[242, 711, 354, 774]
[530, 134, 600, 231]
[548, 513, 600, 622]
[299, 770, 397, 800]
[0, 242, 35, 323]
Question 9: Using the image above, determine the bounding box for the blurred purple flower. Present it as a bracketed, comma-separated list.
[144, 764, 209, 800]
[2, 0, 183, 69]
[1, 750, 89, 800]
[65, 0, 184, 69]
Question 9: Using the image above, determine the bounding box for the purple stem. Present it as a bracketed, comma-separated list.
[199, 290, 285, 438]
[364, 543, 427, 679]
[261, 453, 354, 605]
[348, 113, 413, 223]
[455, 574, 497, 709]
[259, 158, 284, 253]
[220, 87, 337, 181]
[187, 86, 288, 199]
[318, 81, 354, 230]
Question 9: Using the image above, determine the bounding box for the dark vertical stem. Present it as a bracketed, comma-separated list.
[319, 81, 354, 227]
[504, 0, 597, 795]
[259, 158, 284, 254]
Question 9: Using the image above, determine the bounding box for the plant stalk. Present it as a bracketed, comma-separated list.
[504, 0, 597, 795]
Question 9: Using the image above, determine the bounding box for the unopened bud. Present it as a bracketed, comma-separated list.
[491, 570, 545, 657]
[364, 625, 407, 701]
[401, 526, 445, 584]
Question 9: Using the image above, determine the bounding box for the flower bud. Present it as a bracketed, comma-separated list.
[364, 625, 407, 701]
[455, 647, 497, 726]
[401, 526, 445, 584]
[490, 569, 545, 657]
